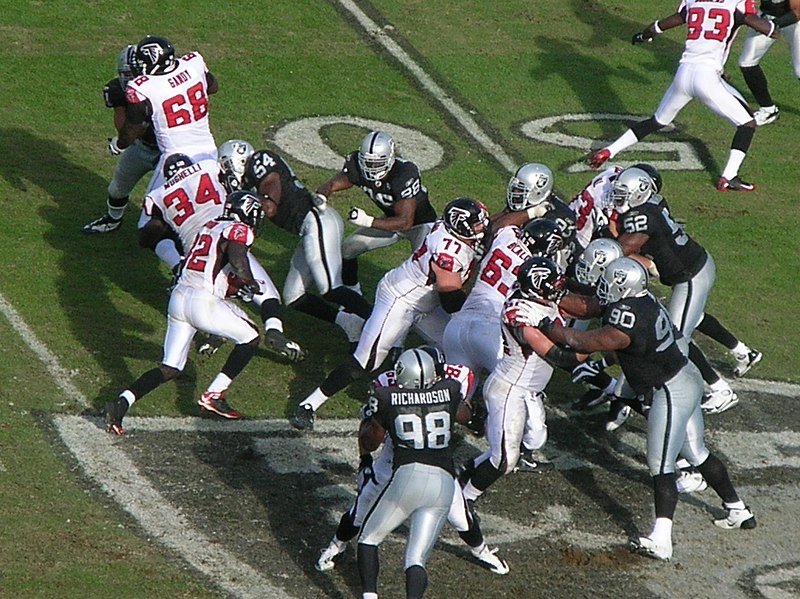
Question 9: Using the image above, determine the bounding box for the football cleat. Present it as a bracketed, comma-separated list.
[754, 106, 779, 127]
[631, 536, 672, 561]
[571, 388, 609, 412]
[315, 539, 347, 572]
[265, 329, 306, 362]
[733, 349, 762, 378]
[605, 400, 632, 432]
[716, 176, 756, 192]
[514, 448, 555, 474]
[471, 545, 510, 575]
[676, 469, 707, 494]
[83, 214, 123, 234]
[588, 148, 611, 169]
[197, 391, 242, 420]
[105, 396, 129, 435]
[289, 403, 315, 430]
[701, 388, 739, 414]
[714, 506, 756, 530]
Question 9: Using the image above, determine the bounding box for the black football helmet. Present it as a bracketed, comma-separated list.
[135, 35, 176, 75]
[163, 153, 193, 179]
[543, 197, 577, 243]
[222, 190, 265, 235]
[519, 219, 565, 259]
[443, 198, 490, 242]
[631, 163, 662, 194]
[516, 256, 566, 303]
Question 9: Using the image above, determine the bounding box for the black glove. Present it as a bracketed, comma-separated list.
[537, 317, 556, 335]
[631, 31, 653, 45]
[572, 358, 607, 384]
[466, 399, 487, 437]
[357, 453, 378, 488]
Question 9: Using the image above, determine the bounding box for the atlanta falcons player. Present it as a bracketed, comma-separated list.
[105, 191, 267, 432]
[315, 346, 508, 576]
[289, 198, 490, 431]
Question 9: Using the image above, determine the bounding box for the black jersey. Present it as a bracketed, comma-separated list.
[371, 377, 463, 475]
[241, 149, 315, 236]
[761, 0, 790, 17]
[617, 197, 707, 286]
[603, 292, 688, 394]
[102, 78, 158, 149]
[342, 153, 437, 225]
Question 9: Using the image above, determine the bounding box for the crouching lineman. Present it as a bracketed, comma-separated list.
[540, 257, 756, 560]
[355, 347, 478, 599]
[316, 346, 508, 575]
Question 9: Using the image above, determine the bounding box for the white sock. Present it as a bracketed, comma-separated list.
[709, 378, 730, 392]
[303, 388, 329, 412]
[120, 390, 136, 406]
[721, 149, 746, 180]
[607, 129, 639, 158]
[461, 481, 482, 502]
[265, 317, 283, 332]
[107, 200, 126, 220]
[724, 500, 746, 511]
[650, 517, 673, 546]
[362, 593, 378, 599]
[207, 373, 232, 394]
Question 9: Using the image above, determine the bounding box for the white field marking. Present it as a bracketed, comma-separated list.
[336, 0, 517, 173]
[273, 116, 444, 171]
[53, 415, 294, 599]
[753, 563, 800, 599]
[0, 292, 88, 409]
[733, 378, 800, 398]
[711, 431, 800, 470]
[518, 113, 705, 174]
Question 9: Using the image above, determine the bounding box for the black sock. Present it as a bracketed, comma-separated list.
[357, 543, 379, 594]
[129, 367, 167, 400]
[289, 294, 339, 323]
[653, 473, 679, 520]
[342, 258, 359, 287]
[405, 565, 428, 599]
[688, 342, 720, 386]
[696, 453, 739, 504]
[696, 313, 738, 350]
[320, 356, 366, 397]
[221, 341, 258, 379]
[323, 286, 373, 320]
[740, 65, 774, 107]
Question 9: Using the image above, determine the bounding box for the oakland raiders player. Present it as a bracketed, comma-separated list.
[356, 348, 474, 599]
[139, 153, 304, 361]
[459, 257, 570, 505]
[105, 191, 267, 432]
[84, 44, 161, 234]
[589, 2, 778, 191]
[289, 198, 489, 431]
[316, 347, 508, 575]
[225, 142, 373, 342]
[610, 167, 761, 414]
[739, 0, 800, 126]
[118, 35, 219, 195]
[539, 258, 756, 561]
[316, 131, 437, 293]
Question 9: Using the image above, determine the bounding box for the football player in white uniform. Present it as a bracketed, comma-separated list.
[589, 1, 779, 191]
[315, 347, 509, 575]
[460, 257, 575, 505]
[289, 198, 490, 431]
[105, 191, 267, 434]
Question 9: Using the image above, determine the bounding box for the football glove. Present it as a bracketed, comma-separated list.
[572, 358, 609, 384]
[312, 193, 327, 212]
[348, 207, 374, 228]
[107, 136, 122, 156]
[631, 31, 654, 45]
[356, 453, 378, 489]
[237, 281, 261, 303]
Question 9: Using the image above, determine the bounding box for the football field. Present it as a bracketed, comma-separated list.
[1, 1, 799, 597]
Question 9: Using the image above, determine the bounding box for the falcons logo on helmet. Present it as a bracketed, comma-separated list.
[448, 207, 472, 230]
[139, 43, 165, 65]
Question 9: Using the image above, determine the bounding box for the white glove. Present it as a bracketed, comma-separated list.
[312, 193, 327, 212]
[348, 207, 374, 228]
[107, 136, 122, 156]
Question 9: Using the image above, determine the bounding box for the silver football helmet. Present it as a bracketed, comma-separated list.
[506, 163, 554, 211]
[575, 238, 624, 286]
[358, 131, 396, 182]
[611, 167, 656, 214]
[394, 348, 440, 389]
[117, 44, 140, 87]
[596, 257, 649, 305]
[218, 140, 255, 189]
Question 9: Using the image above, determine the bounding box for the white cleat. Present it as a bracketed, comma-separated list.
[631, 536, 672, 561]
[701, 388, 739, 414]
[754, 106, 779, 126]
[676, 470, 707, 494]
[733, 349, 762, 378]
[714, 506, 757, 530]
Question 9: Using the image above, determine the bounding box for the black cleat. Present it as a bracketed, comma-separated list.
[105, 396, 129, 435]
[289, 404, 315, 430]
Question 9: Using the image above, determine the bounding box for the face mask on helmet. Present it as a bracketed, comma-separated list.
[358, 131, 396, 182]
[218, 140, 254, 192]
[135, 35, 176, 76]
[443, 198, 490, 242]
[575, 238, 624, 286]
[223, 190, 265, 235]
[516, 256, 566, 303]
[163, 153, 194, 179]
[117, 44, 140, 87]
[519, 218, 564, 259]
[611, 167, 656, 214]
[394, 348, 440, 389]
[506, 163, 554, 211]
[596, 257, 649, 305]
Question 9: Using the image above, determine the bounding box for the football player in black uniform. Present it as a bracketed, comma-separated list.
[356, 348, 473, 599]
[541, 257, 756, 561]
[219, 143, 373, 345]
[83, 44, 161, 234]
[611, 166, 761, 414]
[316, 131, 437, 294]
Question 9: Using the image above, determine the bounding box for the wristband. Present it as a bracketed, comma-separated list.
[526, 204, 547, 220]
[652, 21, 663, 35]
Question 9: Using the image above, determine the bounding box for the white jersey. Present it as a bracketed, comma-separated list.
[569, 166, 621, 250]
[493, 293, 563, 389]
[382, 221, 477, 312]
[374, 363, 476, 398]
[142, 158, 226, 250]
[179, 219, 256, 298]
[462, 226, 531, 316]
[126, 52, 217, 158]
[677, 0, 756, 71]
